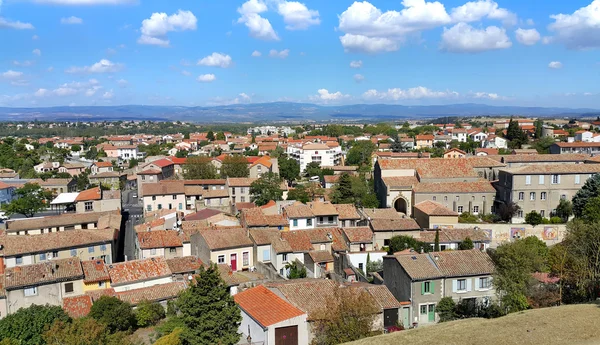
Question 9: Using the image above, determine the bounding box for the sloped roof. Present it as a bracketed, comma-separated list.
[166, 256, 204, 274]
[1, 229, 116, 256]
[63, 295, 93, 318]
[284, 202, 314, 219]
[307, 201, 338, 216]
[117, 282, 187, 305]
[107, 257, 171, 286]
[137, 230, 183, 249]
[333, 204, 361, 220]
[82, 259, 110, 283]
[142, 181, 185, 196]
[75, 187, 102, 202]
[342, 227, 373, 244]
[395, 253, 443, 280]
[234, 285, 305, 328]
[432, 250, 494, 277]
[414, 180, 495, 194]
[414, 200, 459, 216]
[370, 218, 420, 232]
[198, 228, 253, 250]
[4, 258, 84, 289]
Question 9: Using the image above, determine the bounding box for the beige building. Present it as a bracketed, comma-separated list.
[191, 228, 254, 272]
[4, 211, 121, 236]
[227, 177, 257, 204]
[74, 187, 121, 214]
[415, 135, 434, 149]
[136, 230, 184, 260]
[495, 164, 600, 223]
[413, 201, 459, 229]
[413, 180, 496, 216]
[142, 181, 186, 215]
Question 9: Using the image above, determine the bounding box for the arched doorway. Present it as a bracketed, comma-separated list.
[394, 197, 408, 215]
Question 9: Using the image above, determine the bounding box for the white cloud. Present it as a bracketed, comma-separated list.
[363, 86, 459, 100]
[440, 23, 511, 53]
[138, 10, 197, 47]
[515, 28, 540, 46]
[53, 87, 79, 96]
[181, 70, 192, 77]
[50, 79, 102, 97]
[277, 1, 320, 30]
[32, 49, 41, 56]
[237, 0, 279, 41]
[29, 0, 136, 4]
[65, 59, 124, 73]
[47, 66, 54, 72]
[61, 16, 83, 24]
[197, 53, 232, 68]
[548, 61, 563, 69]
[207, 93, 252, 106]
[349, 60, 363, 68]
[354, 74, 365, 83]
[0, 17, 34, 30]
[2, 70, 23, 79]
[269, 49, 290, 58]
[340, 34, 398, 53]
[85, 86, 102, 96]
[12, 60, 34, 67]
[102, 89, 114, 99]
[526, 18, 534, 26]
[251, 50, 262, 57]
[472, 91, 502, 99]
[117, 78, 128, 87]
[197, 74, 216, 82]
[548, 0, 600, 50]
[32, 35, 39, 40]
[34, 88, 49, 97]
[310, 89, 350, 102]
[450, 0, 517, 26]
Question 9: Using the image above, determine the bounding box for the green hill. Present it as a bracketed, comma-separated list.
[347, 304, 600, 345]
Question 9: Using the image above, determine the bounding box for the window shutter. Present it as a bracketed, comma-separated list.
[466, 279, 472, 292]
[452, 280, 457, 293]
[558, 175, 561, 184]
[431, 281, 435, 294]
[421, 282, 425, 295]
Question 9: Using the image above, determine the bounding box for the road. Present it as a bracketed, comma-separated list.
[122, 189, 144, 261]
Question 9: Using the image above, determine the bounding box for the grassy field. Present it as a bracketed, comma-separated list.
[347, 304, 600, 345]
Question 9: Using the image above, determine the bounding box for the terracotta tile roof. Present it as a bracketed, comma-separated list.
[152, 158, 175, 168]
[500, 164, 600, 175]
[1, 229, 116, 256]
[236, 202, 257, 210]
[280, 231, 313, 252]
[63, 295, 93, 318]
[4, 258, 84, 289]
[284, 202, 314, 219]
[306, 227, 348, 252]
[251, 155, 273, 168]
[184, 179, 227, 185]
[134, 218, 166, 232]
[414, 180, 495, 193]
[432, 250, 494, 277]
[444, 148, 466, 155]
[342, 227, 373, 243]
[370, 218, 420, 232]
[321, 166, 358, 171]
[202, 189, 230, 198]
[82, 259, 110, 283]
[554, 142, 600, 148]
[302, 143, 329, 150]
[75, 187, 102, 202]
[248, 228, 281, 245]
[198, 228, 253, 250]
[378, 158, 499, 179]
[308, 250, 334, 263]
[117, 282, 187, 305]
[323, 175, 340, 184]
[265, 279, 337, 319]
[137, 230, 183, 249]
[361, 208, 402, 220]
[34, 178, 73, 186]
[394, 253, 443, 280]
[235, 285, 305, 327]
[107, 257, 172, 286]
[333, 204, 361, 220]
[362, 284, 402, 310]
[94, 161, 113, 168]
[138, 169, 162, 175]
[167, 157, 187, 165]
[381, 176, 419, 189]
[418, 228, 491, 243]
[166, 256, 204, 274]
[227, 177, 258, 187]
[416, 135, 434, 140]
[307, 201, 338, 216]
[502, 153, 589, 163]
[242, 208, 288, 227]
[476, 148, 499, 155]
[414, 201, 459, 216]
[142, 181, 185, 197]
[184, 209, 223, 221]
[184, 185, 205, 196]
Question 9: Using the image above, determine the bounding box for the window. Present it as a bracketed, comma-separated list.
[98, 281, 105, 288]
[85, 201, 93, 212]
[455, 196, 460, 201]
[282, 253, 288, 262]
[240, 187, 245, 194]
[158, 204, 162, 210]
[420, 305, 427, 315]
[307, 218, 313, 226]
[152, 196, 156, 201]
[263, 249, 270, 261]
[422, 281, 433, 294]
[16, 256, 23, 265]
[433, 196, 437, 201]
[88, 246, 95, 253]
[517, 210, 524, 218]
[525, 175, 531, 185]
[179, 203, 183, 210]
[169, 248, 177, 253]
[530, 192, 535, 201]
[147, 205, 152, 212]
[52, 251, 58, 258]
[541, 192, 547, 200]
[457, 279, 467, 291]
[457, 206, 463, 213]
[243, 252, 249, 266]
[218, 255, 225, 264]
[64, 282, 74, 293]
[482, 196, 486, 201]
[173, 195, 177, 200]
[552, 174, 560, 184]
[479, 277, 491, 289]
[540, 210, 545, 217]
[168, 204, 172, 210]
[358, 263, 364, 271]
[150, 248, 157, 255]
[24, 287, 37, 297]
[575, 175, 581, 184]
[444, 196, 448, 202]
[539, 175, 545, 184]
[70, 249, 77, 257]
[240, 196, 245, 202]
[293, 219, 298, 227]
[518, 192, 524, 201]
[561, 194, 567, 200]
[473, 206, 479, 213]
[39, 253, 46, 261]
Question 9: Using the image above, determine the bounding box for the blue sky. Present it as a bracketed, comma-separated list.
[0, 0, 599, 108]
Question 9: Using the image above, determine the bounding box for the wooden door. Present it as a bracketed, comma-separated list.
[230, 253, 237, 271]
[275, 325, 298, 345]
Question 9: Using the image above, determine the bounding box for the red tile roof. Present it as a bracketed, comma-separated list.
[370, 218, 420, 232]
[82, 259, 111, 283]
[166, 256, 204, 274]
[152, 158, 175, 168]
[107, 257, 172, 286]
[184, 208, 223, 221]
[235, 285, 305, 327]
[413, 180, 496, 193]
[414, 200, 459, 216]
[117, 282, 187, 305]
[342, 227, 373, 243]
[198, 228, 253, 250]
[63, 295, 93, 318]
[75, 187, 102, 202]
[4, 258, 84, 289]
[137, 230, 183, 249]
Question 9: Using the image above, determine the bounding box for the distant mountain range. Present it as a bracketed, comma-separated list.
[0, 102, 598, 123]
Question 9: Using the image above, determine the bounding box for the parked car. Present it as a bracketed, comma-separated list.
[0, 212, 9, 221]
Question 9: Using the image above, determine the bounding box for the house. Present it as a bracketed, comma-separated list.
[235, 285, 309, 345]
[136, 230, 184, 259]
[443, 148, 466, 159]
[4, 258, 85, 316]
[249, 156, 279, 178]
[0, 181, 16, 206]
[142, 181, 186, 215]
[91, 161, 113, 175]
[413, 201, 459, 229]
[249, 228, 293, 278]
[449, 128, 467, 142]
[340, 227, 385, 276]
[34, 178, 76, 194]
[227, 178, 257, 204]
[415, 135, 434, 149]
[166, 256, 204, 281]
[475, 148, 499, 156]
[307, 201, 339, 227]
[116, 281, 187, 308]
[88, 172, 125, 190]
[369, 217, 421, 249]
[413, 179, 496, 216]
[191, 228, 254, 271]
[34, 161, 60, 173]
[107, 257, 173, 292]
[81, 259, 111, 292]
[418, 228, 491, 251]
[240, 207, 288, 230]
[333, 204, 362, 227]
[3, 210, 121, 236]
[283, 202, 315, 230]
[286, 142, 342, 172]
[383, 250, 495, 326]
[74, 187, 121, 213]
[58, 163, 85, 176]
[550, 142, 600, 155]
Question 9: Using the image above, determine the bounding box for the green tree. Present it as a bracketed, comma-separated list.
[305, 161, 322, 177]
[582, 196, 600, 222]
[177, 264, 241, 345]
[279, 156, 300, 184]
[436, 297, 457, 322]
[506, 117, 528, 149]
[525, 211, 543, 227]
[128, 158, 139, 169]
[175, 150, 188, 158]
[458, 237, 474, 250]
[250, 172, 283, 206]
[287, 185, 310, 203]
[135, 300, 165, 327]
[88, 296, 136, 333]
[154, 328, 183, 345]
[183, 156, 217, 180]
[533, 136, 555, 153]
[220, 155, 249, 178]
[387, 235, 429, 254]
[534, 119, 544, 139]
[572, 174, 600, 218]
[346, 140, 377, 167]
[216, 132, 225, 141]
[1, 183, 53, 217]
[434, 228, 440, 252]
[490, 236, 548, 313]
[497, 202, 521, 222]
[331, 173, 354, 204]
[0, 304, 70, 345]
[43, 318, 138, 345]
[555, 199, 573, 222]
[206, 131, 215, 141]
[71, 144, 81, 152]
[286, 262, 307, 279]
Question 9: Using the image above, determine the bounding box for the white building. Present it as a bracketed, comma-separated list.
[117, 145, 139, 160]
[286, 143, 342, 172]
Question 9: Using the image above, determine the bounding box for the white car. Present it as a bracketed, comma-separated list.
[0, 212, 9, 221]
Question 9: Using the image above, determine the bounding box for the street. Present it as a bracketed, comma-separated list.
[122, 189, 144, 261]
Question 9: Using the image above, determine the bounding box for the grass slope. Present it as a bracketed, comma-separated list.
[347, 304, 600, 345]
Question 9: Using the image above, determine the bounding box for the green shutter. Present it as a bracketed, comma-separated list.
[431, 281, 435, 294]
[421, 282, 425, 295]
